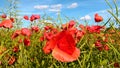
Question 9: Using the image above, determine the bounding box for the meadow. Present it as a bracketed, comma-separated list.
[0, 0, 120, 68]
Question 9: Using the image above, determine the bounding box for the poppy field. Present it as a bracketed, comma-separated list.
[0, 0, 120, 68]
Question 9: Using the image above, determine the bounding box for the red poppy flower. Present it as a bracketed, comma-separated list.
[52, 46, 80, 62]
[44, 32, 54, 40]
[68, 20, 76, 28]
[94, 13, 103, 22]
[24, 15, 29, 20]
[44, 26, 51, 30]
[32, 14, 40, 20]
[97, 47, 103, 51]
[30, 15, 35, 22]
[39, 36, 44, 42]
[114, 62, 119, 67]
[0, 19, 13, 28]
[43, 30, 80, 62]
[30, 14, 40, 22]
[31, 26, 39, 32]
[104, 45, 109, 51]
[68, 27, 78, 35]
[43, 37, 57, 54]
[95, 40, 102, 47]
[8, 56, 16, 65]
[24, 38, 30, 46]
[87, 25, 103, 33]
[21, 28, 31, 37]
[1, 14, 7, 18]
[76, 30, 85, 39]
[51, 28, 59, 34]
[11, 30, 21, 39]
[13, 46, 19, 52]
[10, 18, 14, 23]
[103, 37, 108, 42]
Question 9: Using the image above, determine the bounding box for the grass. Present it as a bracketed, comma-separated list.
[0, 0, 120, 68]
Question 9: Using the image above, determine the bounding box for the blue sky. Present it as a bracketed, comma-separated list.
[20, 0, 120, 17]
[0, 0, 120, 27]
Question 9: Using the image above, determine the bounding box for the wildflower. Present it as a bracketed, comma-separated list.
[103, 37, 108, 42]
[95, 40, 102, 47]
[94, 40, 104, 51]
[68, 20, 76, 28]
[31, 26, 39, 32]
[97, 47, 103, 51]
[11, 30, 21, 39]
[68, 27, 78, 35]
[24, 38, 30, 46]
[21, 28, 31, 37]
[44, 26, 51, 30]
[8, 56, 16, 65]
[43, 30, 80, 62]
[10, 18, 14, 23]
[0, 19, 13, 28]
[62, 20, 76, 30]
[76, 30, 85, 40]
[114, 62, 119, 67]
[44, 32, 54, 40]
[1, 14, 7, 18]
[13, 46, 19, 52]
[87, 25, 103, 33]
[30, 14, 40, 22]
[51, 28, 59, 34]
[24, 15, 29, 20]
[39, 36, 44, 42]
[94, 13, 103, 22]
[104, 45, 109, 51]
[32, 14, 40, 20]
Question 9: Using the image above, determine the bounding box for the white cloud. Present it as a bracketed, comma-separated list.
[33, 4, 63, 13]
[48, 4, 62, 12]
[34, 5, 49, 10]
[80, 15, 91, 20]
[67, 2, 78, 8]
[50, 4, 62, 9]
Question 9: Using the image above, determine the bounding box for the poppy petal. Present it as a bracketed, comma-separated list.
[52, 46, 80, 62]
[21, 28, 31, 37]
[43, 37, 57, 54]
[24, 15, 29, 20]
[1, 19, 13, 28]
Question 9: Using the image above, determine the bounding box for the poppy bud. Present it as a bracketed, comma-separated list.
[1, 14, 7, 18]
[94, 13, 103, 22]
